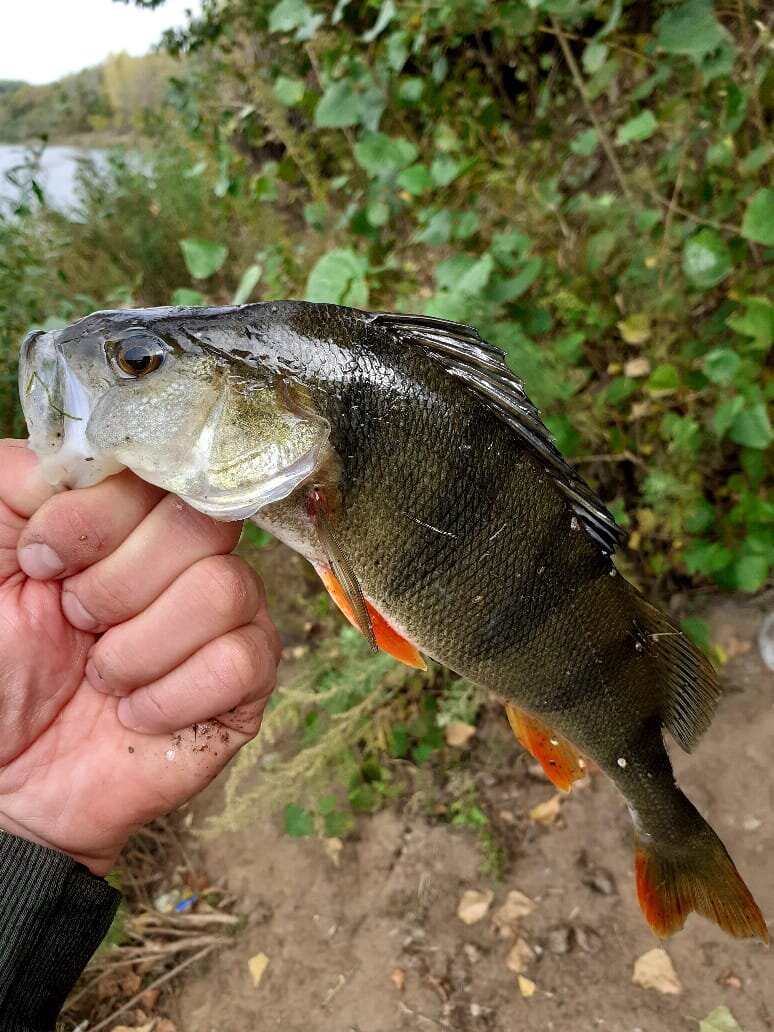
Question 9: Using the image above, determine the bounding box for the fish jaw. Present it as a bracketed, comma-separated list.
[18, 328, 125, 489]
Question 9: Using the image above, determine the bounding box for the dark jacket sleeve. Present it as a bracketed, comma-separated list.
[0, 830, 121, 1032]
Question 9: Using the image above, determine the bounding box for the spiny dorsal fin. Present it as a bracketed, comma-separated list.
[373, 312, 625, 556]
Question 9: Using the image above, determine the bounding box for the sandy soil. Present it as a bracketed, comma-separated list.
[176, 593, 773, 1032]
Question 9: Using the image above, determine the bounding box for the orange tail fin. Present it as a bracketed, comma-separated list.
[635, 834, 769, 942]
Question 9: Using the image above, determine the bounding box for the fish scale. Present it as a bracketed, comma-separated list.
[18, 300, 767, 943]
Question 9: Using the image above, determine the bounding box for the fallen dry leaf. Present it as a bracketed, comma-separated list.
[518, 975, 536, 998]
[155, 1021, 179, 1032]
[324, 836, 343, 864]
[444, 720, 477, 748]
[456, 889, 494, 925]
[506, 937, 536, 974]
[699, 1004, 745, 1032]
[111, 1025, 153, 1032]
[389, 968, 405, 991]
[624, 357, 651, 378]
[493, 890, 535, 937]
[248, 951, 270, 988]
[632, 948, 681, 995]
[529, 794, 562, 826]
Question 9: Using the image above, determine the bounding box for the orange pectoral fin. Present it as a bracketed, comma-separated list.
[504, 703, 587, 793]
[317, 568, 427, 671]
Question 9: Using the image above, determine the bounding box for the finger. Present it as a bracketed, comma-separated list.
[0, 439, 57, 519]
[60, 494, 242, 631]
[18, 471, 165, 580]
[85, 554, 265, 694]
[115, 622, 277, 735]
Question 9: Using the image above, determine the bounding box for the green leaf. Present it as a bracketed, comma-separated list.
[655, 0, 727, 59]
[699, 1004, 745, 1032]
[731, 555, 770, 594]
[647, 364, 680, 393]
[703, 348, 740, 385]
[284, 803, 313, 837]
[682, 229, 732, 289]
[741, 189, 774, 246]
[305, 247, 369, 307]
[397, 164, 432, 195]
[713, 396, 744, 437]
[315, 81, 365, 128]
[730, 403, 773, 449]
[180, 239, 228, 280]
[684, 540, 733, 575]
[681, 616, 713, 655]
[582, 41, 608, 74]
[436, 253, 493, 296]
[570, 128, 599, 157]
[171, 288, 205, 306]
[616, 110, 658, 144]
[726, 296, 774, 350]
[362, 0, 395, 42]
[268, 0, 311, 33]
[354, 132, 418, 176]
[272, 76, 305, 107]
[739, 142, 773, 175]
[232, 264, 262, 305]
[430, 155, 462, 187]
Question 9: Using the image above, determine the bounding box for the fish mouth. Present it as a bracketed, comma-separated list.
[18, 328, 123, 488]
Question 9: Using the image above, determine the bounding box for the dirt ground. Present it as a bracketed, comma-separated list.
[166, 589, 774, 1032]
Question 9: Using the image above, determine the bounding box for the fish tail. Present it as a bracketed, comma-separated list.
[634, 814, 769, 943]
[635, 598, 720, 751]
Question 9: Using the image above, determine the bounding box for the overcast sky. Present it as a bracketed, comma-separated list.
[1, 0, 201, 85]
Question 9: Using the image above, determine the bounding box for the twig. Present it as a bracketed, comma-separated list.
[734, 0, 768, 151]
[88, 943, 222, 1032]
[647, 190, 743, 235]
[573, 450, 646, 467]
[659, 136, 691, 289]
[550, 16, 633, 201]
[537, 24, 655, 66]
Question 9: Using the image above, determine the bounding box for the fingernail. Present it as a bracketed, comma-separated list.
[117, 697, 139, 730]
[62, 591, 100, 631]
[19, 543, 65, 579]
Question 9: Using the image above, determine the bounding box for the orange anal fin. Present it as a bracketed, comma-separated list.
[504, 703, 587, 793]
[635, 841, 769, 942]
[318, 568, 427, 670]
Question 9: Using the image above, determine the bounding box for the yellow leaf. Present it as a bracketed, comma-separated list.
[493, 890, 535, 937]
[518, 974, 536, 997]
[248, 952, 270, 988]
[528, 794, 561, 826]
[618, 313, 652, 344]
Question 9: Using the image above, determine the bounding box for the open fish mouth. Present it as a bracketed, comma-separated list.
[18, 328, 124, 488]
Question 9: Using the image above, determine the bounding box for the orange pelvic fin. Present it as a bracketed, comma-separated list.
[635, 838, 769, 942]
[504, 703, 587, 793]
[317, 568, 427, 670]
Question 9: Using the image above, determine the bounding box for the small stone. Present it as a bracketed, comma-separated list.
[492, 890, 535, 937]
[573, 925, 603, 953]
[518, 975, 536, 998]
[463, 943, 481, 965]
[545, 924, 572, 955]
[457, 889, 494, 925]
[758, 611, 774, 671]
[742, 815, 761, 832]
[248, 952, 270, 988]
[632, 948, 681, 995]
[389, 968, 405, 991]
[506, 937, 536, 974]
[529, 794, 562, 826]
[582, 867, 617, 896]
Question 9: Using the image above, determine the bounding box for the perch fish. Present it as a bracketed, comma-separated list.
[19, 302, 768, 942]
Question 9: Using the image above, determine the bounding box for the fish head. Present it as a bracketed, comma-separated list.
[19, 308, 330, 520]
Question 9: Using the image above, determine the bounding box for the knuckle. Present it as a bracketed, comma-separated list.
[196, 555, 256, 621]
[171, 498, 241, 552]
[76, 568, 136, 623]
[207, 628, 270, 701]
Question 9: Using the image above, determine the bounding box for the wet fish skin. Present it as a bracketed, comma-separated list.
[18, 301, 768, 942]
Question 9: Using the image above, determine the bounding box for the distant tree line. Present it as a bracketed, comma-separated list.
[0, 51, 179, 143]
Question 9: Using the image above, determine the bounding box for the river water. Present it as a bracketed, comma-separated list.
[0, 144, 109, 211]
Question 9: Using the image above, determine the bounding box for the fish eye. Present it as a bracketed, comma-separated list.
[111, 333, 167, 378]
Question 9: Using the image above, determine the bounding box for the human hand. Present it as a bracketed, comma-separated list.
[0, 439, 280, 875]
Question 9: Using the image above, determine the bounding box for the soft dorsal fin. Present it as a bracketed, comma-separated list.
[373, 312, 625, 556]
